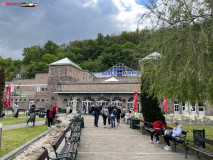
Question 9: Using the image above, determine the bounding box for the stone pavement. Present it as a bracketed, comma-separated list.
[76, 115, 198, 160]
[2, 121, 45, 130]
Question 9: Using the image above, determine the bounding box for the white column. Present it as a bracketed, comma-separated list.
[72, 97, 77, 114]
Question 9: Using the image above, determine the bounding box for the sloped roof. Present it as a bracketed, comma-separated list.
[105, 77, 119, 82]
[140, 52, 161, 62]
[49, 58, 82, 70]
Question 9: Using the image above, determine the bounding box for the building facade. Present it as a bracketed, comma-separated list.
[6, 58, 141, 113]
[5, 56, 213, 116]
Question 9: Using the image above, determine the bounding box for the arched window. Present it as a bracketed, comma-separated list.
[111, 97, 123, 106]
[68, 97, 79, 112]
[82, 96, 94, 114]
[97, 96, 109, 106]
[127, 97, 140, 112]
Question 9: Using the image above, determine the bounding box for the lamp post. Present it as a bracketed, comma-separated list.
[0, 123, 2, 150]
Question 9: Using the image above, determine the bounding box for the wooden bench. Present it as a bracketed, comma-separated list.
[38, 124, 77, 160]
[51, 130, 77, 160]
[65, 122, 81, 143]
[136, 120, 188, 152]
[135, 120, 154, 135]
[186, 131, 213, 159]
[35, 147, 72, 160]
[171, 130, 188, 152]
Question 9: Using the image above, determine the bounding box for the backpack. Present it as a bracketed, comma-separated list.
[103, 109, 109, 116]
[113, 108, 117, 116]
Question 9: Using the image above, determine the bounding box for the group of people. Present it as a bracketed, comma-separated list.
[26, 103, 57, 129]
[149, 117, 182, 151]
[91, 104, 132, 128]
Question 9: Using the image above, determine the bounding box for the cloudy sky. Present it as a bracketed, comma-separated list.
[0, 0, 156, 60]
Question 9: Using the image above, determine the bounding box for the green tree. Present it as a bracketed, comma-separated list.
[44, 40, 60, 55]
[140, 0, 213, 104]
[141, 77, 166, 124]
[22, 45, 44, 65]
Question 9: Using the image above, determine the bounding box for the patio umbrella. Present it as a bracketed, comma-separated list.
[4, 83, 11, 109]
[133, 89, 138, 112]
[163, 97, 168, 112]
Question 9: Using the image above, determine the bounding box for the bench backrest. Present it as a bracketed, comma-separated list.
[52, 132, 66, 151]
[64, 125, 71, 135]
[197, 137, 213, 148]
[35, 147, 48, 160]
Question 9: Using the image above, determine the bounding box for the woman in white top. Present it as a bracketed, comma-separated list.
[163, 121, 182, 151]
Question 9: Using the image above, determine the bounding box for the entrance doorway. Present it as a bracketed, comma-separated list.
[112, 97, 123, 106]
[96, 96, 109, 106]
[82, 97, 94, 114]
[68, 97, 79, 113]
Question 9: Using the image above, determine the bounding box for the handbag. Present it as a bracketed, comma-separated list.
[164, 129, 172, 136]
[92, 111, 95, 116]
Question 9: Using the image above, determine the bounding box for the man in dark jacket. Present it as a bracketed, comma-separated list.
[108, 104, 113, 125]
[46, 105, 56, 129]
[93, 104, 100, 127]
[26, 104, 36, 126]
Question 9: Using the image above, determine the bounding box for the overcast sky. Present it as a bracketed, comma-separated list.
[0, 0, 156, 60]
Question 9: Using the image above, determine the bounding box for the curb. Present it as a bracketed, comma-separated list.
[0, 128, 54, 160]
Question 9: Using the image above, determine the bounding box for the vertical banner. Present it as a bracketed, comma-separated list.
[133, 89, 138, 112]
[4, 83, 11, 108]
[163, 97, 168, 112]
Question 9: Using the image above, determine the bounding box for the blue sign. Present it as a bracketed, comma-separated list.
[102, 71, 138, 76]
[110, 67, 129, 71]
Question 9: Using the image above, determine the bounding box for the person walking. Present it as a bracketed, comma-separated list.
[27, 104, 36, 126]
[116, 106, 121, 126]
[107, 104, 113, 126]
[110, 106, 117, 128]
[101, 105, 109, 128]
[121, 106, 126, 123]
[46, 105, 56, 129]
[150, 117, 166, 144]
[83, 105, 86, 114]
[92, 104, 100, 127]
[163, 121, 182, 151]
[12, 102, 19, 118]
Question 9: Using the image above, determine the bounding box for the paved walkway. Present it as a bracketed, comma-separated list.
[76, 115, 198, 160]
[2, 121, 45, 130]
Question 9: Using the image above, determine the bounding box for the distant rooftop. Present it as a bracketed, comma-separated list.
[49, 57, 82, 70]
[140, 52, 161, 62]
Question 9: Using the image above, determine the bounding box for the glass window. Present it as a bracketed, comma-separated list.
[199, 107, 204, 111]
[174, 104, 179, 111]
[182, 106, 185, 111]
[191, 106, 195, 111]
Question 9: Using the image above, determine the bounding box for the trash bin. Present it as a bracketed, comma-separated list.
[130, 118, 140, 129]
[75, 117, 84, 128]
[193, 129, 205, 148]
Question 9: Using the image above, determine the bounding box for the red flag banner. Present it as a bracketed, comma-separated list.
[4, 83, 11, 108]
[133, 89, 138, 112]
[163, 97, 168, 112]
